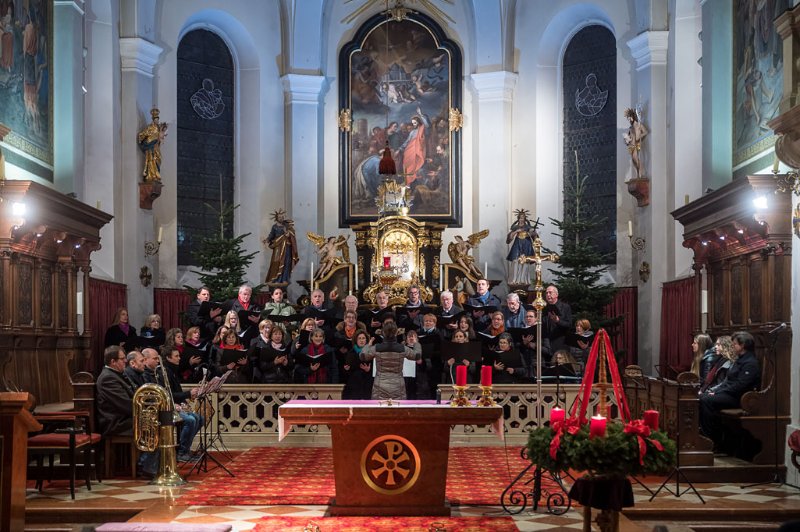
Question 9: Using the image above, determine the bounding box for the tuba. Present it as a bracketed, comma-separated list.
[133, 379, 185, 486]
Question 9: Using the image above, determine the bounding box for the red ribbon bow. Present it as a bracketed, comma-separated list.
[549, 417, 582, 460]
[624, 419, 664, 465]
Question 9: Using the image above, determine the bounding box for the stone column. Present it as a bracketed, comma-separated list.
[282, 74, 326, 298]
[119, 37, 162, 322]
[470, 71, 517, 282]
[627, 31, 668, 374]
[53, 0, 86, 196]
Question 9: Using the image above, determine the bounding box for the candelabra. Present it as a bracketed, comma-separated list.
[450, 385, 470, 407]
[476, 385, 495, 407]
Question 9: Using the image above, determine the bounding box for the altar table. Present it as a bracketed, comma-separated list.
[278, 400, 504, 516]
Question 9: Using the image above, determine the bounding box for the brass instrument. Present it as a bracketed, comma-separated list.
[132, 354, 185, 486]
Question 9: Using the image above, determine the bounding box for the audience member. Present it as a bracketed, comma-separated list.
[104, 308, 138, 350]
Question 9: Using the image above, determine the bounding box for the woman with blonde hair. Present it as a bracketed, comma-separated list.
[689, 333, 714, 378]
[140, 313, 166, 348]
[223, 310, 241, 334]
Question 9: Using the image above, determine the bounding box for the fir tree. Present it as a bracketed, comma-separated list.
[547, 152, 618, 328]
[189, 202, 262, 300]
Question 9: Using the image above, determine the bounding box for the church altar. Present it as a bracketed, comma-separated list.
[278, 400, 503, 516]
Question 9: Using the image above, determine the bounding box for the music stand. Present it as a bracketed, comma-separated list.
[648, 377, 704, 503]
[185, 371, 235, 478]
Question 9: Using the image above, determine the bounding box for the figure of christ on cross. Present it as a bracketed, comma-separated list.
[517, 238, 560, 425]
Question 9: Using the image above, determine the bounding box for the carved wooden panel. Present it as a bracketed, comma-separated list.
[39, 265, 52, 327]
[773, 255, 787, 322]
[748, 258, 762, 324]
[730, 262, 743, 325]
[58, 270, 68, 328]
[17, 261, 32, 327]
[711, 269, 724, 327]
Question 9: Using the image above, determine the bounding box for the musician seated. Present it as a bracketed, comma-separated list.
[124, 350, 146, 388]
[699, 331, 761, 449]
[155, 348, 202, 463]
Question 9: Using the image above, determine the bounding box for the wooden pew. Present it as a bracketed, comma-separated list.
[623, 365, 714, 466]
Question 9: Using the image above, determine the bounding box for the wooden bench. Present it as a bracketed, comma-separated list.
[719, 354, 788, 464]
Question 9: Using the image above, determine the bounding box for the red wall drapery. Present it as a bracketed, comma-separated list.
[603, 286, 637, 366]
[659, 277, 697, 375]
[87, 277, 127, 374]
[154, 288, 191, 332]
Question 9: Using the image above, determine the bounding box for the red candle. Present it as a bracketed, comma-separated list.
[644, 410, 659, 430]
[480, 365, 492, 387]
[550, 407, 565, 424]
[383, 256, 391, 269]
[589, 415, 607, 438]
[455, 365, 467, 387]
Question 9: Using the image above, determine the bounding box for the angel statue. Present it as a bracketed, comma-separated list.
[263, 209, 299, 284]
[623, 107, 648, 180]
[447, 230, 489, 281]
[307, 232, 351, 281]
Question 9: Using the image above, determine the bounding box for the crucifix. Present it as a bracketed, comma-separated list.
[518, 237, 559, 425]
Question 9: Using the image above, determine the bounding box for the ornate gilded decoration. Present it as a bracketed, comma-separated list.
[360, 434, 421, 495]
[137, 108, 168, 183]
[448, 107, 463, 131]
[447, 230, 489, 281]
[793, 203, 800, 238]
[432, 255, 440, 280]
[307, 232, 351, 281]
[376, 179, 413, 216]
[139, 265, 153, 287]
[341, 0, 455, 25]
[338, 108, 352, 132]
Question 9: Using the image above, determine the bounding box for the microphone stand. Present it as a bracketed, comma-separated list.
[742, 329, 800, 490]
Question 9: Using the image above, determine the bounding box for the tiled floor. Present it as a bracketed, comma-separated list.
[25, 472, 800, 531]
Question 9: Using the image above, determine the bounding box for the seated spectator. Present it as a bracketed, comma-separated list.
[699, 336, 733, 394]
[159, 347, 202, 463]
[699, 331, 761, 447]
[690, 333, 715, 380]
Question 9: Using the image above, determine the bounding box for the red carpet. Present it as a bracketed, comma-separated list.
[178, 446, 541, 507]
[251, 515, 518, 531]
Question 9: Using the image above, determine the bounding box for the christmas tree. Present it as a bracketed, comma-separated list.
[548, 151, 618, 328]
[189, 202, 262, 300]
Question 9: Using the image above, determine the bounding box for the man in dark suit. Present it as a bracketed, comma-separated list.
[185, 286, 223, 342]
[123, 350, 147, 388]
[699, 331, 761, 447]
[97, 345, 158, 477]
[543, 285, 573, 351]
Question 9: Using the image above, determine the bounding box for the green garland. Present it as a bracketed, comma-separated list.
[527, 420, 676, 478]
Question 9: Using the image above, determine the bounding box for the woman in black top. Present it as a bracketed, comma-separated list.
[104, 307, 138, 350]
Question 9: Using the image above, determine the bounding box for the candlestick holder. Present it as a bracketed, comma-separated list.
[450, 385, 470, 407]
[476, 385, 495, 407]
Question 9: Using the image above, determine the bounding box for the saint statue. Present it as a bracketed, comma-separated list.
[506, 209, 540, 285]
[137, 108, 168, 182]
[263, 209, 299, 284]
[623, 107, 648, 180]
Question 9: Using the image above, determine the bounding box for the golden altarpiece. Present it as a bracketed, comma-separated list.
[351, 181, 445, 305]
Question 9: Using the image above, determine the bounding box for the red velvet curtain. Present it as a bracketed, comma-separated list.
[87, 277, 127, 374]
[603, 287, 637, 366]
[154, 288, 191, 332]
[659, 277, 697, 375]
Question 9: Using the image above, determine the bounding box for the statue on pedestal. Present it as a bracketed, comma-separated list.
[623, 107, 648, 180]
[137, 108, 168, 183]
[263, 209, 299, 284]
[506, 209, 540, 286]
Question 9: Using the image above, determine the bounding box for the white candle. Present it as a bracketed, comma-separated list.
[310, 261, 314, 282]
[627, 220, 633, 238]
[773, 154, 780, 174]
[440, 264, 444, 286]
[484, 262, 488, 278]
[157, 226, 163, 243]
[354, 263, 359, 290]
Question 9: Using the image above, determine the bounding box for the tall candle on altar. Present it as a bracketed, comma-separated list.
[484, 261, 488, 278]
[643, 410, 659, 430]
[480, 365, 492, 386]
[354, 263, 359, 290]
[455, 365, 467, 387]
[589, 415, 606, 438]
[627, 220, 633, 238]
[550, 407, 565, 424]
[310, 262, 314, 282]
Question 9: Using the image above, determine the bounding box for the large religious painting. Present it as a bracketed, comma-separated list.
[0, 0, 53, 180]
[732, 0, 789, 167]
[339, 12, 462, 226]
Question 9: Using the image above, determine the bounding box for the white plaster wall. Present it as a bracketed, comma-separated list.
[151, 2, 283, 290]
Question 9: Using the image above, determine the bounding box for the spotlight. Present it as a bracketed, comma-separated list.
[719, 235, 725, 240]
[737, 229, 745, 234]
[11, 201, 26, 216]
[701, 241, 708, 246]
[753, 195, 768, 209]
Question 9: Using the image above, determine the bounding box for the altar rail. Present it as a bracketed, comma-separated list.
[195, 384, 614, 448]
